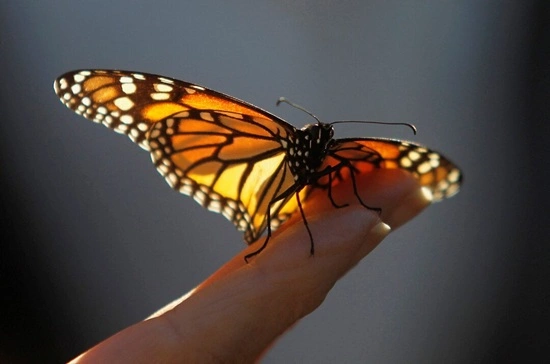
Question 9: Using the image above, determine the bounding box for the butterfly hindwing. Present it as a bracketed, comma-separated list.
[322, 138, 462, 201]
[148, 109, 303, 243]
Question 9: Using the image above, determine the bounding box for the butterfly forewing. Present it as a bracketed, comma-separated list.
[53, 70, 286, 150]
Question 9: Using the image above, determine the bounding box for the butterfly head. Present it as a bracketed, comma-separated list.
[300, 122, 334, 150]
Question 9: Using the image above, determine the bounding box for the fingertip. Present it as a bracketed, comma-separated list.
[337, 169, 431, 229]
[383, 184, 432, 229]
[364, 220, 392, 248]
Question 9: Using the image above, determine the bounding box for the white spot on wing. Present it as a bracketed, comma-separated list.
[58, 78, 68, 90]
[208, 200, 222, 213]
[71, 84, 81, 94]
[448, 168, 460, 183]
[155, 83, 173, 92]
[158, 164, 169, 174]
[167, 173, 178, 187]
[120, 76, 134, 83]
[400, 157, 412, 168]
[120, 115, 133, 124]
[194, 190, 206, 205]
[417, 161, 433, 174]
[137, 122, 149, 131]
[150, 93, 170, 100]
[114, 97, 134, 111]
[408, 151, 421, 161]
[158, 77, 175, 84]
[180, 184, 193, 195]
[122, 83, 137, 94]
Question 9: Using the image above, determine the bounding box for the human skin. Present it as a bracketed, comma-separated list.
[70, 168, 431, 363]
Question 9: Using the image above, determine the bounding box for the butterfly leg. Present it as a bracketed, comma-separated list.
[326, 169, 349, 209]
[244, 185, 299, 262]
[315, 163, 381, 214]
[295, 189, 315, 255]
[345, 163, 382, 214]
[311, 164, 349, 208]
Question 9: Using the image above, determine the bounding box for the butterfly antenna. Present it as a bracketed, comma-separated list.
[330, 120, 417, 135]
[277, 97, 322, 124]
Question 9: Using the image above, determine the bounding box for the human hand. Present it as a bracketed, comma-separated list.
[69, 169, 431, 363]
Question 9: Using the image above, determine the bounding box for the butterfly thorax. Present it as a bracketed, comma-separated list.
[286, 122, 335, 183]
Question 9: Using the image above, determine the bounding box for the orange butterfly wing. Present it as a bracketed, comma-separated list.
[54, 70, 307, 242]
[54, 70, 282, 149]
[147, 109, 310, 242]
[321, 138, 462, 201]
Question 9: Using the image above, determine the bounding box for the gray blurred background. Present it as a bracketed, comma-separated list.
[1, 1, 548, 363]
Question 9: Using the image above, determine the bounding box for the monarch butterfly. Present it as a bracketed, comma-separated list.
[54, 70, 462, 260]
